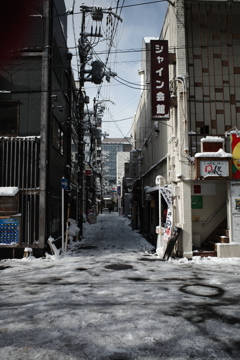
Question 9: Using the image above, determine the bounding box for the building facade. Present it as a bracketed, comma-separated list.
[101, 138, 131, 192]
[131, 0, 240, 258]
[0, 0, 78, 256]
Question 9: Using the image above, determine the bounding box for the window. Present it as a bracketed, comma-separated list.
[0, 102, 19, 136]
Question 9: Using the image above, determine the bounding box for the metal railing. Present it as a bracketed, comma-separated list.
[202, 200, 227, 227]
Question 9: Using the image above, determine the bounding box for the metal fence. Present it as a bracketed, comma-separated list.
[0, 137, 41, 246]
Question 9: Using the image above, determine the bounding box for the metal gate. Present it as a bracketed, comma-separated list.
[0, 137, 40, 246]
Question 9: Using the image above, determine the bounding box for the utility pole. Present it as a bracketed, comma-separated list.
[77, 7, 87, 237]
[77, 5, 122, 237]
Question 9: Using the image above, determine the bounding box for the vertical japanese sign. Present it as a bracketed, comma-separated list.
[150, 40, 170, 120]
[231, 132, 240, 179]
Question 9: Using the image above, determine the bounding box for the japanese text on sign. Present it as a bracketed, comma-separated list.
[150, 40, 170, 120]
[200, 161, 229, 177]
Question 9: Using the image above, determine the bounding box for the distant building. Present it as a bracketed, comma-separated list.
[117, 152, 130, 187]
[101, 138, 131, 192]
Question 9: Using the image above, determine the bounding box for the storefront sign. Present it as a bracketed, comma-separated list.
[163, 208, 172, 240]
[160, 187, 172, 208]
[231, 132, 240, 179]
[150, 40, 170, 120]
[200, 160, 229, 177]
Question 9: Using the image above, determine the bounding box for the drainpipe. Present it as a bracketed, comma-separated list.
[39, 0, 51, 249]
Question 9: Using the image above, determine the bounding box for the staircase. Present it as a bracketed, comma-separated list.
[193, 219, 229, 257]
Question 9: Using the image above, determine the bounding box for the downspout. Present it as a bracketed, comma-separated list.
[39, 0, 51, 249]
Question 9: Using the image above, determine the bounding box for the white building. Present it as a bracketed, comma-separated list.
[131, 0, 240, 258]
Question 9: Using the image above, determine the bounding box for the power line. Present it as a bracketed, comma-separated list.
[102, 117, 133, 122]
[114, 76, 149, 90]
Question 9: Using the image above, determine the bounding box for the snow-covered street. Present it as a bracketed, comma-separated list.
[1, 213, 240, 359]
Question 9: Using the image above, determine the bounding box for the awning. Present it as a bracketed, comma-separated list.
[146, 185, 172, 208]
[146, 185, 160, 194]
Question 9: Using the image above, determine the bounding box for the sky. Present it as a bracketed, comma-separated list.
[1, 213, 240, 359]
[64, 0, 168, 138]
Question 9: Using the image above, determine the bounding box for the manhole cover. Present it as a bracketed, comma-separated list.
[179, 284, 224, 298]
[105, 264, 133, 271]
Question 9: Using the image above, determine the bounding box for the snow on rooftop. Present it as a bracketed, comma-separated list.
[195, 148, 232, 158]
[0, 187, 19, 196]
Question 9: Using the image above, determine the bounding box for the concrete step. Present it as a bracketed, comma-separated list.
[212, 234, 229, 244]
[214, 228, 229, 237]
[193, 249, 217, 257]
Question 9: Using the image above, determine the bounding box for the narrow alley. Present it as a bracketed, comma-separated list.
[0, 213, 240, 360]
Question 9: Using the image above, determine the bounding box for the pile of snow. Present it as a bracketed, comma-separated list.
[68, 218, 80, 240]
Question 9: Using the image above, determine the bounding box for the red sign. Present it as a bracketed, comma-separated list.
[150, 40, 170, 120]
[194, 185, 201, 194]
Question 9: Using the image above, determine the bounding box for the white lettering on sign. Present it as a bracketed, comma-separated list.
[150, 40, 170, 119]
[156, 80, 164, 89]
[155, 45, 164, 53]
[156, 92, 165, 101]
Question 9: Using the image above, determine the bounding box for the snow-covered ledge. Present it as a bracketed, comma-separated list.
[0, 187, 19, 196]
[195, 148, 232, 159]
